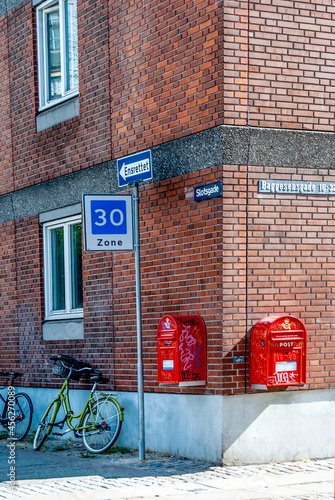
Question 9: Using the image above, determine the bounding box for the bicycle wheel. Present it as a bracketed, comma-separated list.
[6, 393, 33, 441]
[82, 397, 122, 453]
[33, 399, 59, 450]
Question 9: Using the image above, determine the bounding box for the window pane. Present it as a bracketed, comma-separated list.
[47, 9, 62, 101]
[65, 0, 78, 92]
[51, 227, 65, 310]
[70, 223, 83, 309]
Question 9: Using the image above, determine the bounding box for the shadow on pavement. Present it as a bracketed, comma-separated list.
[0, 436, 214, 482]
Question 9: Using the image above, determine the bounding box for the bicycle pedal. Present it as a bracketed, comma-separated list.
[52, 432, 63, 436]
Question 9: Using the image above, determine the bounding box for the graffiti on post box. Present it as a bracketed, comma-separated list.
[250, 315, 307, 389]
[179, 324, 196, 371]
[157, 314, 207, 386]
[181, 370, 201, 380]
[195, 346, 203, 368]
[270, 371, 298, 385]
[250, 325, 268, 385]
[179, 318, 204, 346]
[179, 321, 205, 382]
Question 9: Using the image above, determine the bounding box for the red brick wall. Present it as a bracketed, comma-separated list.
[0, 168, 227, 395]
[224, 0, 335, 130]
[0, 13, 11, 196]
[0, 0, 223, 195]
[3, 0, 335, 195]
[0, 0, 111, 192]
[110, 0, 224, 157]
[223, 0, 249, 126]
[1, 1, 335, 395]
[88, 166, 225, 394]
[247, 167, 335, 390]
[1, 165, 335, 393]
[0, 222, 21, 371]
[221, 164, 249, 393]
[0, 218, 44, 381]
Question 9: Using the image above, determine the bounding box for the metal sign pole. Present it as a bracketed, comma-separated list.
[133, 183, 145, 461]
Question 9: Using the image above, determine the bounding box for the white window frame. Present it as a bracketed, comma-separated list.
[36, 0, 79, 111]
[43, 215, 83, 321]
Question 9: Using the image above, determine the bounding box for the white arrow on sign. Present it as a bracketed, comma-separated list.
[119, 159, 150, 182]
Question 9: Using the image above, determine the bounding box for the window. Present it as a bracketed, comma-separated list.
[43, 215, 83, 320]
[36, 0, 78, 110]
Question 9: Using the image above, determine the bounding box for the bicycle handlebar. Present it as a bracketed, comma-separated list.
[59, 359, 91, 373]
[50, 354, 88, 366]
[50, 354, 91, 372]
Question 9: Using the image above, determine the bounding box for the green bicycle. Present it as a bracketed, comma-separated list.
[33, 354, 124, 453]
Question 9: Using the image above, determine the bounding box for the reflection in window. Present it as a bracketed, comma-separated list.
[51, 226, 65, 310]
[44, 216, 83, 320]
[47, 10, 61, 101]
[37, 0, 79, 109]
[70, 223, 83, 310]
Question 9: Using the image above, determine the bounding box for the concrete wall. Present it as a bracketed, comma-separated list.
[15, 386, 335, 465]
[119, 392, 224, 463]
[222, 389, 335, 465]
[20, 387, 223, 463]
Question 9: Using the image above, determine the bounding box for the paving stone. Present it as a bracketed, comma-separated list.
[0, 438, 333, 499]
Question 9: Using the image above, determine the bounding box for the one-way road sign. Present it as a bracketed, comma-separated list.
[117, 150, 152, 187]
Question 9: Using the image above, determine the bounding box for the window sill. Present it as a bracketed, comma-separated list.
[33, 0, 48, 7]
[36, 95, 79, 132]
[43, 318, 84, 341]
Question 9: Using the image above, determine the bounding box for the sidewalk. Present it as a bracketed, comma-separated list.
[0, 438, 334, 500]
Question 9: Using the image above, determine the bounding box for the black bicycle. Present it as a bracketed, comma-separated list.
[0, 372, 33, 441]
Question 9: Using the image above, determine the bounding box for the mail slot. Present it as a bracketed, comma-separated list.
[250, 314, 307, 390]
[157, 314, 206, 387]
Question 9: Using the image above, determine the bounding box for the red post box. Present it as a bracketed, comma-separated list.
[157, 314, 206, 387]
[250, 314, 307, 390]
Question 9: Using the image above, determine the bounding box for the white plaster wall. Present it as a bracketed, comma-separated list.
[222, 389, 335, 465]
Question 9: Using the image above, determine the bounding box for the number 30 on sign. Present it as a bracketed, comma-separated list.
[83, 194, 134, 251]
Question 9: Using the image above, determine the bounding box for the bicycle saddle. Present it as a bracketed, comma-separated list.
[89, 369, 109, 385]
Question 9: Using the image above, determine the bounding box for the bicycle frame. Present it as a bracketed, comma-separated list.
[0, 384, 33, 440]
[0, 392, 8, 424]
[50, 378, 96, 435]
[49, 378, 121, 436]
[0, 373, 24, 426]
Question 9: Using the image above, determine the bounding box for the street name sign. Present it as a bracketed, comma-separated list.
[194, 181, 223, 202]
[259, 179, 335, 195]
[83, 194, 133, 251]
[117, 150, 152, 187]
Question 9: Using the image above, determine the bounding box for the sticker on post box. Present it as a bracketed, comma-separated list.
[163, 360, 174, 370]
[276, 361, 297, 372]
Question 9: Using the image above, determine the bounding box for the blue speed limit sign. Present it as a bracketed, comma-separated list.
[91, 199, 127, 234]
[83, 194, 133, 251]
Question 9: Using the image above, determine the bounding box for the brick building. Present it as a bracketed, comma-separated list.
[0, 0, 334, 464]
